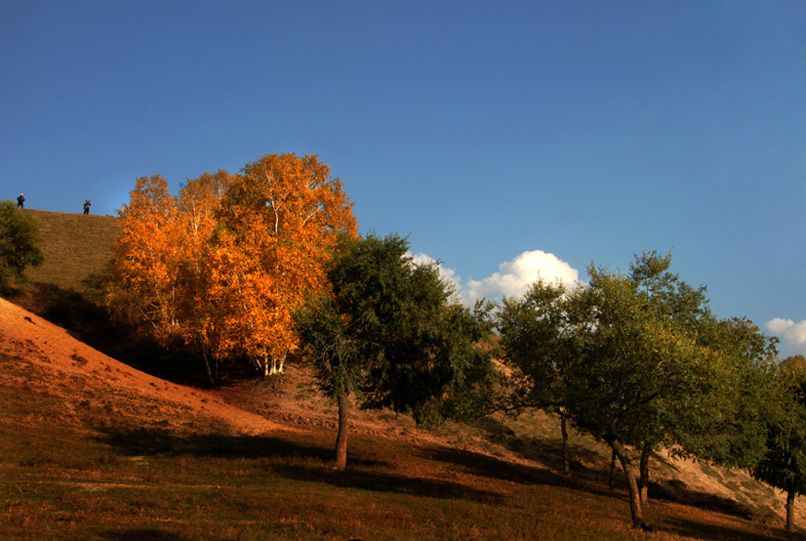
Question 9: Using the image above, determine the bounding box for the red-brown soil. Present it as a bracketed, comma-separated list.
[0, 297, 280, 437]
[1, 296, 802, 539]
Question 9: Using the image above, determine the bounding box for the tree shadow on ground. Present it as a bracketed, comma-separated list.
[97, 426, 361, 463]
[418, 444, 617, 502]
[101, 529, 190, 541]
[651, 478, 775, 522]
[422, 430, 788, 538]
[96, 427, 501, 504]
[473, 416, 609, 483]
[471, 416, 783, 525]
[653, 516, 798, 541]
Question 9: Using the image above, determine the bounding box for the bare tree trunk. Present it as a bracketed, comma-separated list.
[335, 390, 349, 470]
[201, 349, 214, 385]
[611, 440, 647, 530]
[786, 487, 797, 532]
[267, 352, 287, 375]
[255, 355, 269, 377]
[560, 412, 570, 475]
[638, 443, 651, 505]
[609, 448, 618, 491]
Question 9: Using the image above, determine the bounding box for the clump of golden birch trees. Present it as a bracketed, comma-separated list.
[106, 154, 357, 382]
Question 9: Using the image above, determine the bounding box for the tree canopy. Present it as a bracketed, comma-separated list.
[197, 154, 357, 377]
[295, 232, 496, 469]
[106, 154, 356, 381]
[499, 251, 778, 530]
[498, 279, 581, 473]
[754, 355, 806, 532]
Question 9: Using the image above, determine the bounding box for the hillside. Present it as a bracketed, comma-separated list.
[21, 209, 120, 304]
[0, 296, 799, 541]
[1, 210, 803, 539]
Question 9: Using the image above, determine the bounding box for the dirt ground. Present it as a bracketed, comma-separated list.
[0, 296, 797, 526]
[0, 297, 280, 437]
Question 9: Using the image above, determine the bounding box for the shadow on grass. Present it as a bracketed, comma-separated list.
[421, 441, 786, 537]
[419, 444, 611, 496]
[655, 517, 795, 541]
[102, 529, 190, 541]
[97, 427, 502, 504]
[469, 417, 781, 525]
[283, 463, 502, 503]
[474, 416, 609, 481]
[651, 478, 770, 522]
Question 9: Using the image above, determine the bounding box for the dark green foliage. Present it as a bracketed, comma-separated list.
[498, 279, 583, 473]
[568, 252, 776, 464]
[499, 280, 578, 410]
[753, 355, 806, 531]
[295, 232, 496, 469]
[0, 201, 44, 291]
[294, 294, 362, 400]
[499, 250, 778, 529]
[676, 317, 778, 469]
[296, 232, 496, 422]
[755, 356, 806, 491]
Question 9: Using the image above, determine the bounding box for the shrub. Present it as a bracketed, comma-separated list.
[0, 200, 44, 291]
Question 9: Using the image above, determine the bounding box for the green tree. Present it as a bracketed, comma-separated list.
[675, 316, 777, 469]
[498, 279, 582, 474]
[502, 251, 777, 530]
[0, 200, 44, 291]
[754, 355, 806, 532]
[295, 233, 496, 470]
[571, 254, 775, 529]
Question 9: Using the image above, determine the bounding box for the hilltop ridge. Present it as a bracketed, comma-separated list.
[21, 209, 119, 303]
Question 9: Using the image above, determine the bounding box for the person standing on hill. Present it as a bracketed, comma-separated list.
[83, 200, 91, 215]
[16, 193, 24, 209]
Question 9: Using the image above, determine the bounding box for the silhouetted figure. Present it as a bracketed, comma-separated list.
[83, 200, 91, 215]
[17, 193, 24, 209]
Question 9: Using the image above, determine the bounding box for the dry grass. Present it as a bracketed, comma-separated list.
[1, 210, 803, 540]
[0, 322, 798, 540]
[21, 209, 119, 303]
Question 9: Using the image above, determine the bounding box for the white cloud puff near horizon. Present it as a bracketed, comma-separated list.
[411, 249, 581, 306]
[765, 318, 806, 356]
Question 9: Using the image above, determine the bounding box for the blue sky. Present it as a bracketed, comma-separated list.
[2, 1, 805, 355]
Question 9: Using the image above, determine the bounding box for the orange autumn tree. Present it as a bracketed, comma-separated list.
[178, 169, 233, 240]
[208, 153, 357, 376]
[173, 170, 236, 380]
[107, 175, 181, 341]
[107, 171, 236, 382]
[107, 155, 356, 381]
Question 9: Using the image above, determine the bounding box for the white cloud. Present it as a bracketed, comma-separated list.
[766, 318, 806, 355]
[464, 250, 580, 304]
[409, 249, 581, 307]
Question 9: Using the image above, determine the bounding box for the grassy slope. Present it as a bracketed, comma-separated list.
[22, 209, 119, 304]
[14, 210, 194, 380]
[14, 209, 124, 359]
[0, 210, 801, 540]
